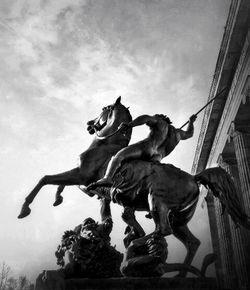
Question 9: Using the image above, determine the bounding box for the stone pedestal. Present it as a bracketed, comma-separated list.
[64, 277, 224, 290]
[36, 274, 229, 290]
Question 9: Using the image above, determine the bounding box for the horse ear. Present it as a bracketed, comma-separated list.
[115, 96, 121, 105]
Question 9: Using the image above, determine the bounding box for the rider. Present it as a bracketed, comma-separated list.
[87, 113, 197, 190]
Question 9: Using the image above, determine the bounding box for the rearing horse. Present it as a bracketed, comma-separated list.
[18, 97, 132, 219]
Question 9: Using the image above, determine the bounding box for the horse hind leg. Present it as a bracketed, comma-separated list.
[172, 224, 201, 277]
[53, 185, 65, 207]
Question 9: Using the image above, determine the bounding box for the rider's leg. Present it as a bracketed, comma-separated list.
[88, 143, 146, 189]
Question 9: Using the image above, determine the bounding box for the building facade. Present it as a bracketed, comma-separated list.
[192, 1, 250, 289]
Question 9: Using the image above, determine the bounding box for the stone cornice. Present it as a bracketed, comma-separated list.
[192, 0, 250, 174]
[192, 0, 240, 174]
[207, 31, 250, 166]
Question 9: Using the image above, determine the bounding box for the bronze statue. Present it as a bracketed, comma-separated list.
[18, 97, 132, 219]
[103, 162, 250, 277]
[19, 95, 250, 280]
[88, 114, 196, 189]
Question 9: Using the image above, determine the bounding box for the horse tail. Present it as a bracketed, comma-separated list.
[201, 253, 217, 276]
[195, 167, 250, 230]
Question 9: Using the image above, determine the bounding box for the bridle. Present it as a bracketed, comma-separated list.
[93, 105, 123, 140]
[94, 126, 123, 140]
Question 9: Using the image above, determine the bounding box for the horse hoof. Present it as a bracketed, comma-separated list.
[18, 203, 31, 219]
[53, 196, 63, 207]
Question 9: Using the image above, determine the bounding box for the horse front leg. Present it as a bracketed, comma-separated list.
[18, 167, 81, 219]
[122, 206, 145, 248]
[148, 193, 173, 237]
[53, 185, 65, 207]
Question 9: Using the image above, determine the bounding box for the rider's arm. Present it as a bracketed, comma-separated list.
[176, 115, 197, 140]
[127, 115, 158, 128]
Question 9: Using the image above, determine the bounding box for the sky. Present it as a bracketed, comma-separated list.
[0, 0, 231, 282]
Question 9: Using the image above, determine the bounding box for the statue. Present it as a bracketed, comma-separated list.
[18, 96, 132, 219]
[88, 114, 196, 189]
[83, 105, 249, 276]
[93, 162, 250, 277]
[20, 93, 249, 281]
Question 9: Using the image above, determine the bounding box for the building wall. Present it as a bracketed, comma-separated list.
[192, 1, 250, 289]
[207, 26, 250, 290]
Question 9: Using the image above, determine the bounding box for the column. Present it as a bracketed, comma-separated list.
[214, 198, 236, 289]
[228, 122, 250, 290]
[228, 122, 250, 212]
[205, 190, 224, 289]
[218, 154, 249, 289]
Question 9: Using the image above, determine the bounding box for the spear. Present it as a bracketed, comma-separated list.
[180, 86, 229, 129]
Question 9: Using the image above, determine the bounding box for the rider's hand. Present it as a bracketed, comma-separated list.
[189, 114, 197, 123]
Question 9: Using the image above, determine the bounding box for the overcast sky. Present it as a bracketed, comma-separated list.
[0, 0, 230, 282]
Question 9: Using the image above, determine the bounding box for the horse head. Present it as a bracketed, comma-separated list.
[87, 97, 132, 145]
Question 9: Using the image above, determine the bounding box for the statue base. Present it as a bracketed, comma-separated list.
[35, 271, 230, 290]
[64, 277, 227, 290]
